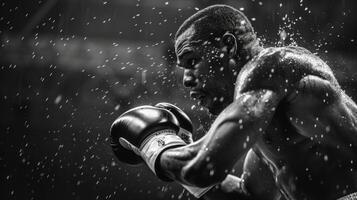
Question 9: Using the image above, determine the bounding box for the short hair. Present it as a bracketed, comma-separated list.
[175, 4, 257, 55]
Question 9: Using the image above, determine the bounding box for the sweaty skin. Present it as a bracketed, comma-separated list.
[159, 46, 357, 200]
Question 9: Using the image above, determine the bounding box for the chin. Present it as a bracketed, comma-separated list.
[201, 100, 217, 115]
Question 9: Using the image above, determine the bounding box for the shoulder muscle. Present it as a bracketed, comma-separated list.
[235, 46, 338, 98]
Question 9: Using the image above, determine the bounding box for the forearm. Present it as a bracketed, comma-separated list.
[160, 145, 252, 199]
[158, 121, 253, 187]
[157, 125, 253, 199]
[159, 140, 203, 184]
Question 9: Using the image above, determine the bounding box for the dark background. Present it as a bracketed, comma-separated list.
[0, 0, 356, 199]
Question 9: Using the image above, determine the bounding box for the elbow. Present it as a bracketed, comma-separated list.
[181, 160, 227, 187]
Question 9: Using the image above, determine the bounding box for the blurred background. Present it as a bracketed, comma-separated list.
[0, 0, 356, 199]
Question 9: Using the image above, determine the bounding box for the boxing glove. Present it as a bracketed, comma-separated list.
[110, 105, 189, 180]
[111, 105, 213, 198]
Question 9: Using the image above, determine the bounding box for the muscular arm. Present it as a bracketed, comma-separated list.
[159, 89, 281, 187]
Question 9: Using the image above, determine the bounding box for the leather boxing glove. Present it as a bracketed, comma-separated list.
[111, 105, 213, 198]
[155, 102, 193, 143]
[110, 105, 189, 180]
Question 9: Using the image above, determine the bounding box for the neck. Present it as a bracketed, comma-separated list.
[230, 38, 263, 82]
[241, 38, 263, 62]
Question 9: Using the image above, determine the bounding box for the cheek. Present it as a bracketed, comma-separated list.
[206, 56, 223, 68]
[196, 54, 227, 83]
[205, 58, 227, 76]
[196, 62, 213, 80]
[198, 61, 222, 78]
[203, 47, 224, 63]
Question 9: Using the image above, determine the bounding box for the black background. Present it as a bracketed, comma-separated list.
[1, 0, 357, 199]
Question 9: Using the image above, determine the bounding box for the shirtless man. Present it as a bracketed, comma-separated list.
[111, 5, 357, 200]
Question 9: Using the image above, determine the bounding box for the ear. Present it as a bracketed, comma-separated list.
[222, 32, 237, 58]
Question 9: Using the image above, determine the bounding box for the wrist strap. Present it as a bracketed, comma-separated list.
[140, 129, 186, 178]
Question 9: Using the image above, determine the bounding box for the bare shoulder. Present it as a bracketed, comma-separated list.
[235, 46, 339, 96]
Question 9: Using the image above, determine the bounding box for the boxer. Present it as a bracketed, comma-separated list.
[111, 4, 357, 200]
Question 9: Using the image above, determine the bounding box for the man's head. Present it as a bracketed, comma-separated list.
[174, 4, 261, 115]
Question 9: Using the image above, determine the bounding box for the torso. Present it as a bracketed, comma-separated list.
[239, 46, 357, 200]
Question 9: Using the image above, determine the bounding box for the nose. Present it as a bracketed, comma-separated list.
[183, 69, 197, 88]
